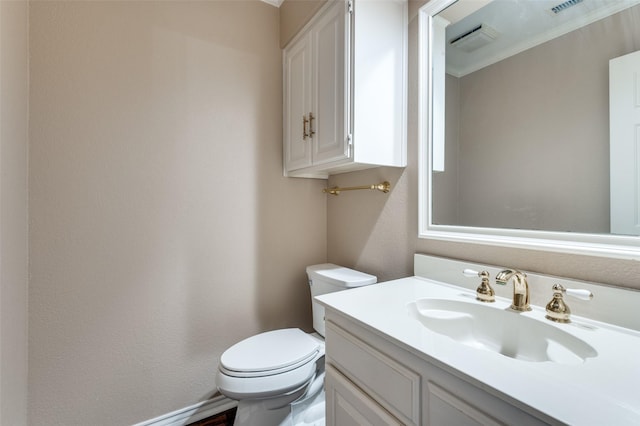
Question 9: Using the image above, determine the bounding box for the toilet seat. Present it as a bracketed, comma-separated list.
[220, 329, 321, 378]
[217, 329, 325, 400]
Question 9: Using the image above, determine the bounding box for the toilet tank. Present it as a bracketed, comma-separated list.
[306, 264, 377, 337]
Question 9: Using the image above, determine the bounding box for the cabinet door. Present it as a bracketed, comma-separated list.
[284, 33, 313, 172]
[326, 365, 402, 426]
[311, 0, 350, 165]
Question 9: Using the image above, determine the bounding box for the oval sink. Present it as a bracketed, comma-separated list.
[407, 298, 597, 365]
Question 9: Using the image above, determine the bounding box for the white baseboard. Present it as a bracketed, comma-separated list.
[133, 395, 237, 426]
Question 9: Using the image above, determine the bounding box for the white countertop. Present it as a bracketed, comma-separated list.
[316, 276, 640, 425]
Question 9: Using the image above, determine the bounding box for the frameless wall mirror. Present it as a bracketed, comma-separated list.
[418, 0, 640, 259]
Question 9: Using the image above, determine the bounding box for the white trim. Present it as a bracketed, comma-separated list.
[133, 396, 237, 426]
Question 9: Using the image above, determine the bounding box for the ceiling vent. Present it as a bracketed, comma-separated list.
[450, 24, 500, 53]
[549, 0, 584, 14]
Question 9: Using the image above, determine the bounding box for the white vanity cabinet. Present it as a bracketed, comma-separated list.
[283, 0, 407, 178]
[324, 311, 558, 426]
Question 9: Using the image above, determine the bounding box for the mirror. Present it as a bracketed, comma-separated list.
[419, 0, 640, 259]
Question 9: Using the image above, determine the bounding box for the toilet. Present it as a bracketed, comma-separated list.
[216, 264, 377, 426]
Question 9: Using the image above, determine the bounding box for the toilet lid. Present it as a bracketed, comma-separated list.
[220, 329, 320, 376]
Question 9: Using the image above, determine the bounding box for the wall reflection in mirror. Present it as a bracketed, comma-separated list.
[430, 0, 640, 236]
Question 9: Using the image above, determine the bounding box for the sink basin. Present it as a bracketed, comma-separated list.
[407, 298, 597, 365]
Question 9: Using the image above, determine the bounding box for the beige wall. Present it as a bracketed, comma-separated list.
[21, 1, 640, 425]
[327, 0, 640, 290]
[28, 1, 326, 424]
[0, 1, 29, 425]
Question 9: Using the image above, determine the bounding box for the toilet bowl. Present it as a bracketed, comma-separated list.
[216, 264, 376, 426]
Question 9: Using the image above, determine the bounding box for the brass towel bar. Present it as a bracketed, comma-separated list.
[323, 181, 391, 196]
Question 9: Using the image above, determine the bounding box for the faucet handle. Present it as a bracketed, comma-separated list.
[462, 269, 495, 303]
[463, 268, 480, 277]
[564, 288, 594, 301]
[545, 284, 593, 323]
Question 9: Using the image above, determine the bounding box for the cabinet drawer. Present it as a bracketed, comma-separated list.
[325, 321, 420, 425]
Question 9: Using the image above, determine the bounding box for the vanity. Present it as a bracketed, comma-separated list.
[316, 254, 640, 425]
[310, 0, 640, 420]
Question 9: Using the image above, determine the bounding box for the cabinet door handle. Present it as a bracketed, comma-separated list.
[309, 112, 316, 136]
[302, 115, 310, 140]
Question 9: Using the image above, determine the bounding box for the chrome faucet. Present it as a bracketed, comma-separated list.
[495, 269, 531, 311]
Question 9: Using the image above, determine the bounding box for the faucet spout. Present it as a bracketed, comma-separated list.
[495, 269, 531, 311]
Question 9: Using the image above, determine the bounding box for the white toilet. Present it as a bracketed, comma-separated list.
[216, 263, 377, 426]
